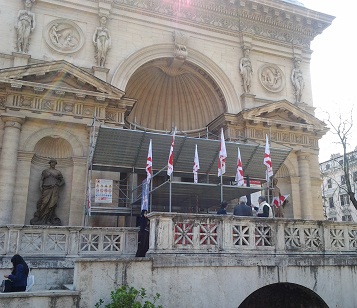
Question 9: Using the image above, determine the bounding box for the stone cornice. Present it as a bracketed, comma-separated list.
[112, 0, 334, 47]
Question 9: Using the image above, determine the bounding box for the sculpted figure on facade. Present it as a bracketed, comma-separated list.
[239, 46, 253, 93]
[15, 0, 36, 53]
[291, 57, 304, 103]
[30, 159, 65, 226]
[93, 15, 111, 67]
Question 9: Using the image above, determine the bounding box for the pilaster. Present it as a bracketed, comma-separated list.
[12, 151, 35, 224]
[0, 114, 26, 224]
[68, 157, 87, 226]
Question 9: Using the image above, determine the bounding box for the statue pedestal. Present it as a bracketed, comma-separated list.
[12, 52, 31, 67]
[240, 93, 256, 110]
[92, 66, 109, 82]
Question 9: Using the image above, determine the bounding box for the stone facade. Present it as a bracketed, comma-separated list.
[0, 0, 334, 226]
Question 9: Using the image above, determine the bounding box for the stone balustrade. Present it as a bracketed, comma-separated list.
[148, 212, 357, 255]
[0, 225, 138, 257]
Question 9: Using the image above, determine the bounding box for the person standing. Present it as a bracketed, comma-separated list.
[233, 196, 253, 216]
[3, 254, 29, 292]
[217, 201, 228, 215]
[254, 196, 273, 218]
[135, 210, 150, 257]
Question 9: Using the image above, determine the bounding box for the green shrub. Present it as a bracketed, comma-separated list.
[95, 285, 162, 308]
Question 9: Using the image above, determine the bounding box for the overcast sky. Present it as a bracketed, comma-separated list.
[299, 1, 356, 162]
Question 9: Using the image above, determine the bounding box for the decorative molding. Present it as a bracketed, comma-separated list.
[44, 19, 85, 54]
[113, 0, 333, 47]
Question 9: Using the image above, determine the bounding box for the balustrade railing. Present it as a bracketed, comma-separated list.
[2, 214, 357, 259]
[148, 213, 357, 255]
[0, 225, 138, 257]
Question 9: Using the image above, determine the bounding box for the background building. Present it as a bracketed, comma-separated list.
[320, 150, 357, 222]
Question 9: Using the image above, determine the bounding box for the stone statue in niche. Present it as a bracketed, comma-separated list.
[30, 159, 64, 226]
[239, 46, 253, 93]
[93, 15, 111, 67]
[291, 57, 304, 103]
[15, 0, 36, 53]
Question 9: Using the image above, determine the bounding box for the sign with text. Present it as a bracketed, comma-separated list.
[95, 179, 113, 203]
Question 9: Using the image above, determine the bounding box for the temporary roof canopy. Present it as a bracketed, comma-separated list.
[90, 126, 292, 212]
[92, 126, 291, 179]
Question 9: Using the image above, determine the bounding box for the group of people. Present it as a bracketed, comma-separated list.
[217, 195, 273, 218]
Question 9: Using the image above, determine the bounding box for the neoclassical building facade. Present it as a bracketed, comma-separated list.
[0, 0, 334, 226]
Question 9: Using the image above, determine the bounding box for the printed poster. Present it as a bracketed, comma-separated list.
[95, 179, 113, 203]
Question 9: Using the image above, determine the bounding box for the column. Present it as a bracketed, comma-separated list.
[0, 115, 26, 224]
[297, 151, 313, 220]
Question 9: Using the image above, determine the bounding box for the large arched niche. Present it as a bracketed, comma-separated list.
[25, 135, 75, 225]
[22, 127, 84, 156]
[111, 44, 241, 133]
[239, 282, 328, 308]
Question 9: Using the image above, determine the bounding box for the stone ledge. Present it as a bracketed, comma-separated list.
[0, 290, 80, 298]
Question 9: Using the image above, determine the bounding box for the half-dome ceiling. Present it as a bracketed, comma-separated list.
[125, 58, 226, 133]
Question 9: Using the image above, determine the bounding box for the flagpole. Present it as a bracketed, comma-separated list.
[220, 173, 223, 202]
[169, 174, 172, 212]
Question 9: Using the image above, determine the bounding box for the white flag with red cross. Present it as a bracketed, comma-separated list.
[167, 131, 176, 176]
[272, 194, 289, 208]
[193, 144, 200, 183]
[218, 128, 227, 177]
[264, 134, 273, 181]
[146, 139, 153, 183]
[235, 147, 244, 186]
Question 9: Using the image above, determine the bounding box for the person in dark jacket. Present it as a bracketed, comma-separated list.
[135, 210, 150, 257]
[3, 254, 29, 292]
[233, 196, 253, 216]
[217, 201, 228, 215]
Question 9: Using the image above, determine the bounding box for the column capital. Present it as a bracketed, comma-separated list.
[1, 114, 26, 129]
[296, 150, 310, 161]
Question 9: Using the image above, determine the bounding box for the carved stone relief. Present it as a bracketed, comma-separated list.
[259, 64, 285, 92]
[44, 19, 85, 54]
[0, 96, 6, 107]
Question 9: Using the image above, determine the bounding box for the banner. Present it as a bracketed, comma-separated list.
[141, 179, 149, 211]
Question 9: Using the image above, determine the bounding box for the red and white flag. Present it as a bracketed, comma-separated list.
[167, 131, 176, 176]
[264, 134, 273, 181]
[218, 128, 227, 176]
[193, 144, 200, 183]
[235, 147, 244, 186]
[146, 139, 153, 183]
[272, 194, 289, 208]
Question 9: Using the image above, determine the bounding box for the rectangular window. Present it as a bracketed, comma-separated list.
[353, 171, 357, 182]
[327, 179, 332, 188]
[340, 194, 349, 206]
[341, 175, 346, 185]
[328, 197, 334, 208]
